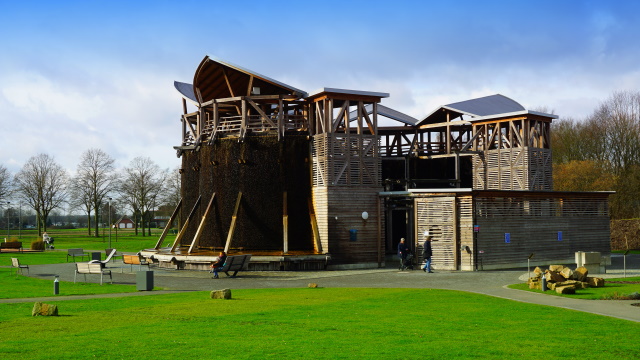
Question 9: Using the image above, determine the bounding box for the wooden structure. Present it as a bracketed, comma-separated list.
[154, 56, 610, 271]
[412, 190, 611, 271]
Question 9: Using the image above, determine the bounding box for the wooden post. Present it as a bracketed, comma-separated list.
[377, 195, 382, 268]
[308, 198, 322, 253]
[283, 192, 288, 254]
[171, 196, 201, 252]
[224, 192, 243, 253]
[154, 199, 182, 250]
[188, 193, 216, 254]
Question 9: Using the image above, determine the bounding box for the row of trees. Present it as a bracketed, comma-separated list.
[552, 90, 640, 219]
[0, 149, 181, 236]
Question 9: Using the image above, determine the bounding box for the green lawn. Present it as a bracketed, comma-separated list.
[0, 288, 639, 359]
[508, 276, 640, 300]
[2, 230, 639, 359]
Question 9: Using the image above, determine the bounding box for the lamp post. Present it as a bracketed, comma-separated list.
[108, 197, 112, 249]
[18, 202, 21, 239]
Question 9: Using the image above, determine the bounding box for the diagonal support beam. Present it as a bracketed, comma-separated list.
[155, 198, 182, 250]
[171, 196, 201, 252]
[224, 192, 243, 253]
[188, 193, 216, 254]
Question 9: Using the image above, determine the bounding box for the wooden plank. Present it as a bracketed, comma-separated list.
[154, 199, 182, 250]
[171, 196, 201, 252]
[308, 198, 322, 253]
[224, 192, 243, 253]
[188, 193, 216, 254]
[283, 191, 288, 254]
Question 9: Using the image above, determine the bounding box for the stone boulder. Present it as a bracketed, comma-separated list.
[574, 266, 589, 282]
[533, 267, 543, 277]
[556, 280, 588, 290]
[560, 267, 574, 280]
[587, 277, 605, 288]
[545, 271, 566, 283]
[555, 285, 576, 294]
[210, 288, 232, 299]
[549, 265, 565, 272]
[308, 283, 318, 288]
[32, 302, 58, 316]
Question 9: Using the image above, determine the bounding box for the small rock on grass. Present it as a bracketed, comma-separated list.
[210, 289, 232, 299]
[32, 302, 58, 316]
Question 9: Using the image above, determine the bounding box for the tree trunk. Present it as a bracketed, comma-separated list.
[86, 212, 91, 235]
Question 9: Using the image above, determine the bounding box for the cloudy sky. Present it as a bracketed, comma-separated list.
[1, 0, 639, 175]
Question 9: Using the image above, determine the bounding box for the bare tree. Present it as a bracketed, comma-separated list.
[68, 177, 94, 235]
[13, 154, 68, 235]
[0, 165, 11, 201]
[73, 149, 116, 237]
[118, 157, 166, 236]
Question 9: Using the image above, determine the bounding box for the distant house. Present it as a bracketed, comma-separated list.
[115, 216, 135, 229]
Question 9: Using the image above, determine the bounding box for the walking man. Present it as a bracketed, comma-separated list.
[422, 231, 434, 273]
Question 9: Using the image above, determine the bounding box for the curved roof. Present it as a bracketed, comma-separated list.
[174, 81, 198, 104]
[192, 56, 307, 103]
[418, 94, 526, 125]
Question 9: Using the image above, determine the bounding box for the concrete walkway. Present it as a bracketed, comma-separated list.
[4, 254, 640, 322]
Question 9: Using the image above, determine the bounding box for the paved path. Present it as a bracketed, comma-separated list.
[4, 254, 640, 322]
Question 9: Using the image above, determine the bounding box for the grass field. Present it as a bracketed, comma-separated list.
[0, 288, 639, 359]
[1, 229, 640, 359]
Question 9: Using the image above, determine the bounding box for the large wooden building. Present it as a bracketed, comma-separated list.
[151, 55, 611, 271]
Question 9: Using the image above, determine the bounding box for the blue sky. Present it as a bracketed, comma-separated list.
[1, 0, 639, 174]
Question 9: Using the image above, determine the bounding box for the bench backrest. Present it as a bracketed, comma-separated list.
[222, 255, 252, 271]
[76, 263, 103, 273]
[68, 248, 85, 255]
[123, 254, 141, 265]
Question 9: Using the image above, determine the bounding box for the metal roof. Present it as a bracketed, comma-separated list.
[174, 81, 198, 104]
[348, 104, 418, 125]
[192, 55, 307, 103]
[417, 94, 527, 125]
[307, 87, 389, 99]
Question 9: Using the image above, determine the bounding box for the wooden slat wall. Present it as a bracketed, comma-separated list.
[474, 194, 610, 269]
[414, 196, 457, 270]
[472, 147, 552, 191]
[312, 133, 380, 187]
[312, 186, 382, 264]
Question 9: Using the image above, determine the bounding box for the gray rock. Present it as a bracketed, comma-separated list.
[210, 288, 232, 299]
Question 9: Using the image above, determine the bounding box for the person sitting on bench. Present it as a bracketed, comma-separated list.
[210, 251, 227, 279]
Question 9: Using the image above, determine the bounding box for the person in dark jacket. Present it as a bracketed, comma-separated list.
[210, 251, 227, 279]
[398, 238, 410, 269]
[422, 232, 434, 273]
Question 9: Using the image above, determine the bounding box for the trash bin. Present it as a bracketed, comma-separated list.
[90, 252, 101, 261]
[136, 271, 154, 291]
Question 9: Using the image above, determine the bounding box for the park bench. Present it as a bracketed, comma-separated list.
[67, 248, 89, 262]
[122, 254, 151, 272]
[74, 263, 112, 285]
[216, 254, 252, 277]
[0, 241, 23, 253]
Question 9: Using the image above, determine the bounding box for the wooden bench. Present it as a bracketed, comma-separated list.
[74, 263, 112, 285]
[122, 254, 151, 272]
[0, 241, 23, 253]
[67, 248, 89, 262]
[216, 254, 252, 277]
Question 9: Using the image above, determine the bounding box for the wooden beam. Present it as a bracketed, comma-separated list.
[283, 192, 288, 254]
[247, 75, 254, 96]
[246, 97, 276, 127]
[308, 198, 322, 253]
[188, 193, 216, 254]
[155, 198, 182, 250]
[224, 192, 243, 253]
[171, 196, 201, 252]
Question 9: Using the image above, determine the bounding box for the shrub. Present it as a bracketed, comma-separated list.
[31, 240, 45, 251]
